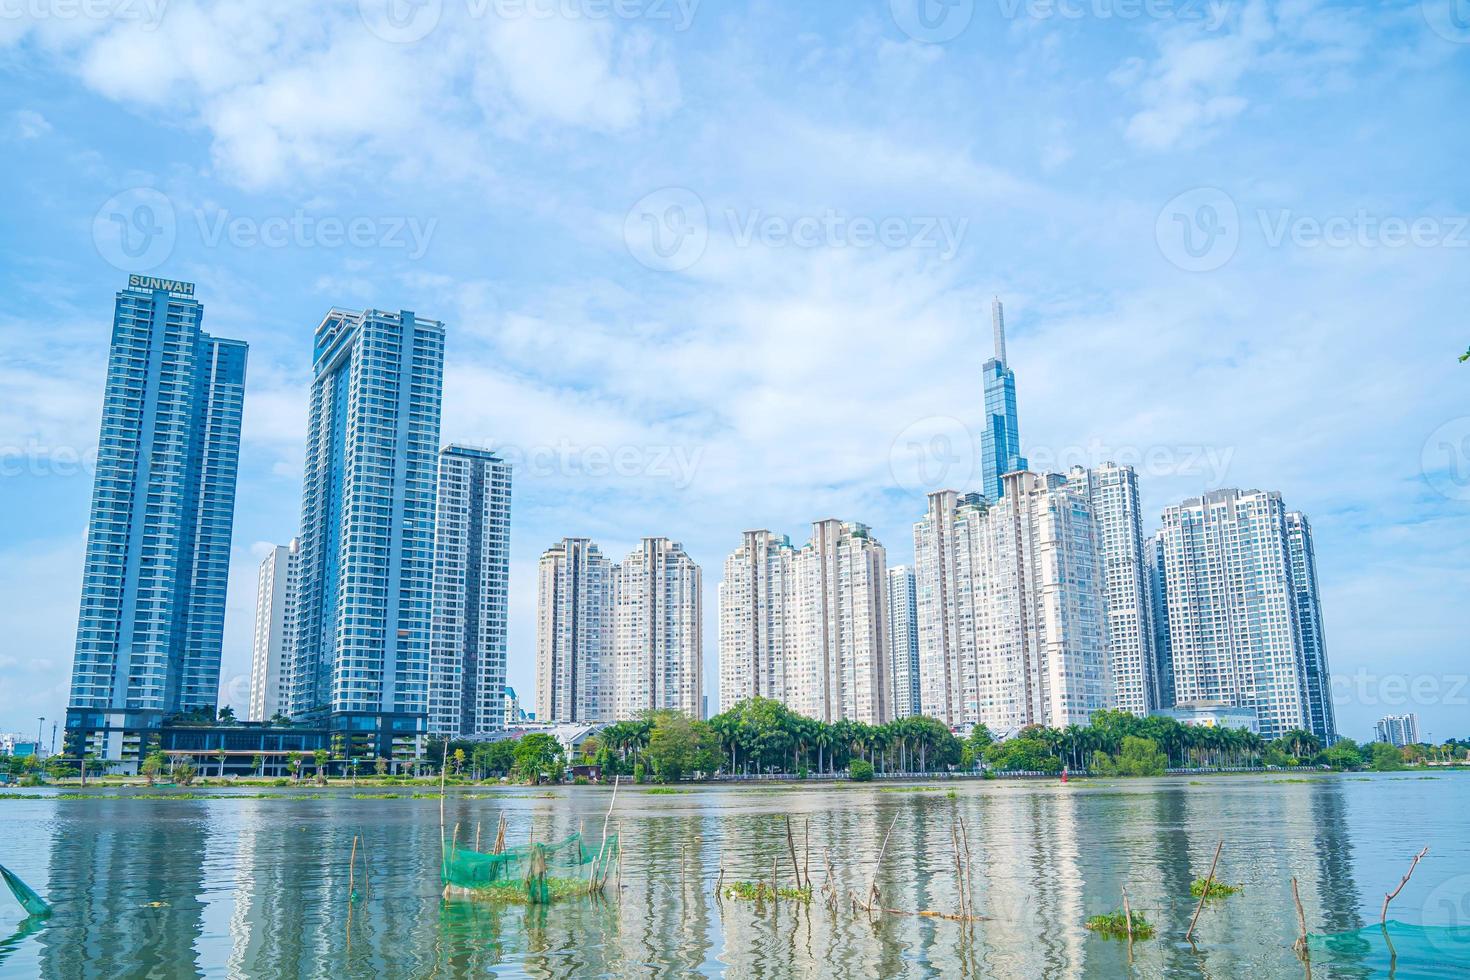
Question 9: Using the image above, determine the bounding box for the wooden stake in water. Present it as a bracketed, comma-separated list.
[1291, 876, 1309, 958]
[348, 835, 358, 902]
[785, 815, 802, 891]
[1185, 839, 1223, 942]
[867, 813, 900, 912]
[1380, 846, 1429, 925]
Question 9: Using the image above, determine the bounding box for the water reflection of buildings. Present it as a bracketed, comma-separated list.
[38, 801, 209, 979]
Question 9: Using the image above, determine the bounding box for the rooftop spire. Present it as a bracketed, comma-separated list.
[991, 296, 1007, 367]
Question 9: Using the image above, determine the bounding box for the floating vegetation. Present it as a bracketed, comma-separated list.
[351, 793, 400, 800]
[453, 876, 596, 905]
[878, 786, 943, 793]
[722, 881, 812, 903]
[1191, 878, 1244, 899]
[642, 787, 688, 795]
[1084, 910, 1155, 940]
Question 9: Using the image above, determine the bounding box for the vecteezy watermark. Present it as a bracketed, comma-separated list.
[357, 0, 698, 43]
[624, 186, 970, 272]
[1027, 439, 1235, 484]
[889, 416, 978, 494]
[624, 187, 709, 272]
[1156, 187, 1240, 272]
[995, 0, 1230, 30]
[0, 0, 168, 27]
[1331, 669, 1470, 709]
[1422, 0, 1470, 44]
[1258, 210, 1470, 250]
[493, 440, 704, 489]
[1421, 417, 1470, 502]
[92, 189, 439, 271]
[192, 208, 437, 259]
[889, 0, 974, 43]
[0, 442, 97, 479]
[93, 187, 177, 272]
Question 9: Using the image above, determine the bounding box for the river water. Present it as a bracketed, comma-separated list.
[0, 772, 1466, 978]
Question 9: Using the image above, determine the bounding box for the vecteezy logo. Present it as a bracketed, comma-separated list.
[1155, 187, 1240, 272]
[1421, 417, 1470, 501]
[888, 416, 976, 494]
[1422, 874, 1470, 956]
[92, 188, 177, 272]
[623, 187, 709, 272]
[889, 0, 974, 42]
[1422, 0, 1470, 44]
[358, 0, 442, 43]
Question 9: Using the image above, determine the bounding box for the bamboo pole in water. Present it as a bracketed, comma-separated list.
[866, 813, 900, 912]
[1185, 840, 1224, 942]
[784, 815, 802, 891]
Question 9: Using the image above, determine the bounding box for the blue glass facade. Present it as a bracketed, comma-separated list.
[66, 277, 247, 765]
[979, 299, 1026, 501]
[289, 308, 445, 762]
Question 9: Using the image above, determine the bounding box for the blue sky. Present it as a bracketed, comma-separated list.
[1, 0, 1466, 744]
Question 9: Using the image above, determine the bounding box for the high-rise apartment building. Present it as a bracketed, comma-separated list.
[1068, 463, 1156, 716]
[789, 520, 892, 725]
[718, 531, 796, 712]
[428, 446, 511, 738]
[536, 538, 614, 723]
[717, 522, 892, 724]
[914, 473, 1109, 733]
[979, 298, 1027, 501]
[1286, 511, 1336, 743]
[612, 538, 702, 719]
[886, 566, 920, 718]
[1145, 530, 1175, 709]
[66, 276, 247, 767]
[1155, 489, 1333, 742]
[287, 308, 445, 762]
[249, 539, 299, 722]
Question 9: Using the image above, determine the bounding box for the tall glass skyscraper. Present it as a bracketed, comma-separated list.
[979, 298, 1026, 501]
[288, 308, 445, 763]
[66, 275, 248, 767]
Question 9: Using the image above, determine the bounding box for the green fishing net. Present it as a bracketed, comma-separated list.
[441, 832, 619, 904]
[1307, 921, 1470, 978]
[0, 865, 50, 918]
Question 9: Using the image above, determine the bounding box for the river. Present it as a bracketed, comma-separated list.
[0, 772, 1466, 977]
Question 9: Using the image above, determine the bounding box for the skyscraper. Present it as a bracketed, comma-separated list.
[66, 276, 247, 767]
[612, 538, 703, 719]
[914, 473, 1109, 733]
[249, 539, 299, 723]
[718, 530, 796, 712]
[1068, 463, 1156, 716]
[1375, 713, 1419, 748]
[536, 538, 614, 723]
[979, 298, 1027, 501]
[288, 308, 445, 763]
[1145, 530, 1175, 709]
[886, 565, 920, 718]
[428, 446, 511, 738]
[1156, 489, 1330, 741]
[1286, 511, 1336, 742]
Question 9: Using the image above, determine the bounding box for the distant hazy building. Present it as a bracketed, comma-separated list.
[914, 474, 1109, 732]
[718, 530, 797, 712]
[1068, 463, 1155, 716]
[612, 538, 703, 719]
[66, 276, 248, 767]
[288, 308, 445, 763]
[1375, 713, 1419, 748]
[886, 566, 920, 718]
[1286, 511, 1336, 743]
[1155, 489, 1333, 742]
[979, 298, 1027, 501]
[249, 539, 300, 723]
[428, 446, 512, 738]
[536, 538, 614, 723]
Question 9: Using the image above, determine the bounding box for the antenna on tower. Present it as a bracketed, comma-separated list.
[991, 296, 1007, 367]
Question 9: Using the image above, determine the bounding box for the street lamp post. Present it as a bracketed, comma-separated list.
[36, 717, 44, 759]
